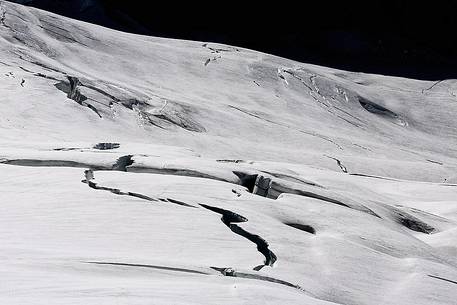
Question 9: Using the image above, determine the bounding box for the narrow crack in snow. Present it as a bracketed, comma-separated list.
[324, 155, 348, 173]
[200, 203, 277, 270]
[210, 267, 306, 293]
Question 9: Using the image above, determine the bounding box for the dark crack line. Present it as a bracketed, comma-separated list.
[397, 206, 453, 224]
[82, 164, 197, 208]
[88, 261, 306, 294]
[0, 154, 133, 171]
[284, 223, 316, 234]
[200, 204, 277, 270]
[0, 6, 9, 29]
[232, 170, 379, 217]
[151, 113, 202, 132]
[0, 155, 218, 187]
[308, 74, 337, 108]
[86, 261, 209, 275]
[283, 70, 313, 91]
[128, 166, 227, 183]
[352, 143, 372, 151]
[17, 55, 65, 74]
[31, 62, 63, 74]
[17, 69, 120, 116]
[137, 101, 206, 133]
[270, 181, 380, 218]
[216, 159, 244, 163]
[38, 25, 88, 46]
[0, 159, 108, 170]
[86, 96, 113, 108]
[393, 208, 435, 234]
[286, 70, 365, 128]
[272, 183, 350, 208]
[208, 47, 233, 53]
[202, 43, 239, 53]
[203, 55, 221, 66]
[228, 105, 343, 150]
[39, 19, 72, 32]
[259, 170, 325, 188]
[349, 173, 399, 181]
[332, 105, 365, 123]
[428, 275, 457, 285]
[155, 198, 194, 207]
[232, 189, 242, 197]
[358, 97, 406, 128]
[211, 267, 306, 292]
[165, 198, 197, 208]
[333, 113, 362, 128]
[293, 129, 343, 150]
[7, 12, 28, 23]
[85, 180, 157, 201]
[422, 80, 444, 94]
[93, 143, 120, 150]
[81, 83, 121, 103]
[143, 113, 166, 129]
[228, 105, 270, 122]
[53, 147, 84, 151]
[83, 180, 196, 208]
[285, 70, 332, 110]
[12, 36, 26, 44]
[87, 104, 102, 118]
[426, 159, 443, 165]
[324, 155, 348, 173]
[55, 76, 103, 118]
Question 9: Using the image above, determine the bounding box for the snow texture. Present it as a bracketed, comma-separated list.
[0, 1, 456, 304]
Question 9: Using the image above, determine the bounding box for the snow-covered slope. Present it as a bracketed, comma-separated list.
[1, 1, 456, 304]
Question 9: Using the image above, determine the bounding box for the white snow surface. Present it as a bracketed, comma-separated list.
[0, 1, 457, 304]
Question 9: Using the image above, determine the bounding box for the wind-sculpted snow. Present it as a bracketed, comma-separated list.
[0, 1, 457, 305]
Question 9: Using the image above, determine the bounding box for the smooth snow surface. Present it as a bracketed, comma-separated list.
[1, 1, 457, 304]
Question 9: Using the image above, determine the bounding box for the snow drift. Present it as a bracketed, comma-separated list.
[0, 1, 456, 304]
